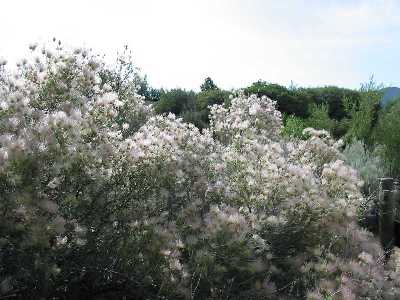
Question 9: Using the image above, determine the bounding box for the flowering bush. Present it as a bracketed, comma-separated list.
[1, 43, 399, 299]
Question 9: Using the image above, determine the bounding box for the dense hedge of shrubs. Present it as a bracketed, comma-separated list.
[1, 43, 400, 299]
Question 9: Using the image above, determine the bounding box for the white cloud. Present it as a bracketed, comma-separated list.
[1, 0, 399, 90]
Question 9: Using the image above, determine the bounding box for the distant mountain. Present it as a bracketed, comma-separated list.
[380, 87, 400, 107]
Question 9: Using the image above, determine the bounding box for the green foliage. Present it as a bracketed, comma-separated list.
[181, 109, 207, 129]
[345, 78, 383, 144]
[155, 88, 196, 116]
[306, 104, 335, 133]
[195, 89, 230, 128]
[245, 81, 310, 118]
[330, 119, 349, 139]
[343, 140, 386, 194]
[342, 140, 388, 234]
[200, 77, 218, 92]
[374, 101, 400, 176]
[282, 115, 307, 139]
[1, 155, 176, 299]
[197, 89, 228, 111]
[245, 81, 362, 125]
[153, 81, 230, 130]
[303, 86, 361, 120]
[135, 75, 161, 102]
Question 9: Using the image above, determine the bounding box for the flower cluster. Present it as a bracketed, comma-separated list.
[210, 93, 282, 144]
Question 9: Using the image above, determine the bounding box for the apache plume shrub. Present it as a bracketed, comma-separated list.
[1, 43, 400, 299]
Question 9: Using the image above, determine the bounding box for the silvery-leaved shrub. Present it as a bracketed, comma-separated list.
[343, 140, 386, 194]
[343, 140, 387, 232]
[1, 42, 400, 299]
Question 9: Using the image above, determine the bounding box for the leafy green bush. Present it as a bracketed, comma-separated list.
[245, 81, 311, 118]
[245, 81, 362, 124]
[344, 78, 382, 144]
[195, 89, 230, 128]
[282, 115, 308, 139]
[306, 104, 335, 133]
[303, 86, 361, 120]
[155, 88, 196, 116]
[374, 101, 400, 176]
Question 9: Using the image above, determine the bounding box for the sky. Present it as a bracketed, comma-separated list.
[1, 0, 400, 91]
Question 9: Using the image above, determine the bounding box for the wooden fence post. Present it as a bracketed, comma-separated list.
[379, 177, 394, 256]
[392, 179, 400, 243]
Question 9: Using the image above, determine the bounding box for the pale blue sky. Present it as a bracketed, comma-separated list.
[1, 0, 399, 91]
